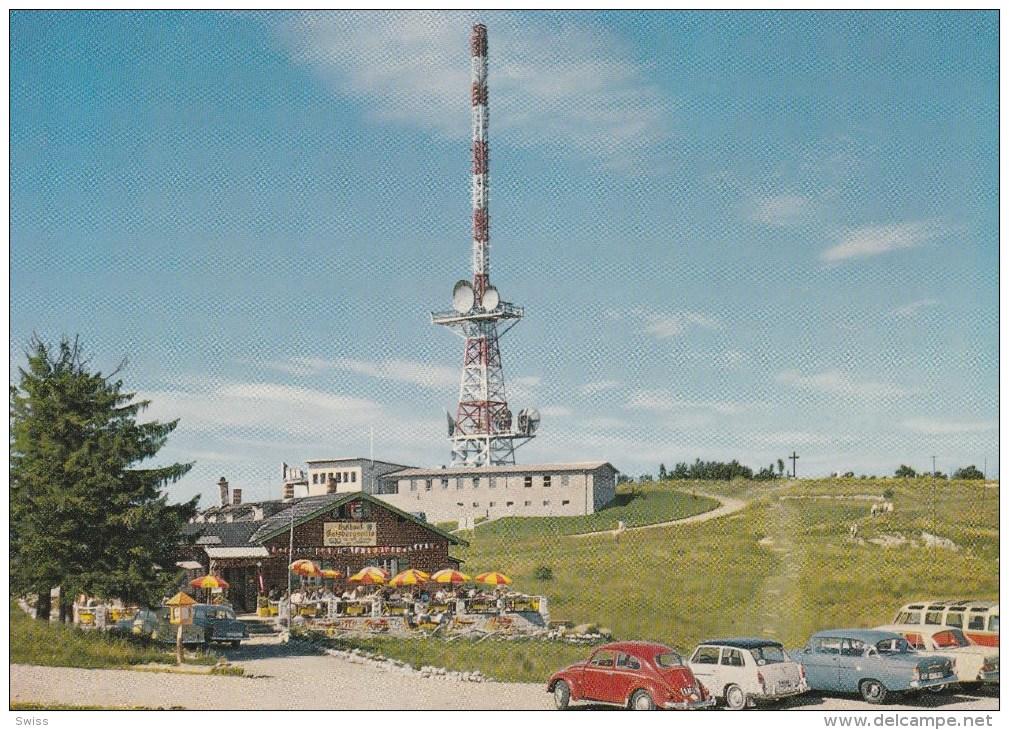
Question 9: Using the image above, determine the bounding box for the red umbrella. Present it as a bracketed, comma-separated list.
[190, 575, 229, 590]
[349, 566, 388, 584]
[475, 571, 512, 586]
[290, 559, 322, 577]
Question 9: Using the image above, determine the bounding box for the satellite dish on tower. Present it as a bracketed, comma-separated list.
[446, 411, 456, 436]
[517, 408, 540, 436]
[481, 286, 500, 311]
[452, 280, 475, 313]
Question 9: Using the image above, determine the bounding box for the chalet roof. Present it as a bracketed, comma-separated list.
[249, 491, 467, 547]
[386, 461, 618, 478]
[182, 521, 261, 548]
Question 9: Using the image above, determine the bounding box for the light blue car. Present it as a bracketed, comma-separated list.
[792, 629, 956, 704]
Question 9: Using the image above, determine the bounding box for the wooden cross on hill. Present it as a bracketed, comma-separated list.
[789, 451, 799, 478]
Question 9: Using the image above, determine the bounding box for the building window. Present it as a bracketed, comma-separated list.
[425, 480, 432, 492]
[544, 475, 552, 488]
[524, 500, 531, 507]
[344, 471, 349, 482]
[351, 472, 357, 483]
[312, 474, 319, 484]
[489, 502, 495, 507]
[562, 500, 570, 506]
[543, 500, 550, 506]
[335, 472, 341, 483]
[524, 475, 532, 488]
[441, 478, 449, 490]
[472, 477, 479, 489]
[506, 501, 514, 507]
[489, 477, 496, 488]
[456, 478, 463, 490]
[561, 474, 570, 486]
[410, 480, 417, 492]
[473, 502, 479, 508]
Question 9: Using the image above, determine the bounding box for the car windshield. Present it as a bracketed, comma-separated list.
[654, 652, 684, 668]
[875, 637, 912, 655]
[750, 644, 786, 664]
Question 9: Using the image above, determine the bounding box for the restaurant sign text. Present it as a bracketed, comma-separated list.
[324, 521, 377, 546]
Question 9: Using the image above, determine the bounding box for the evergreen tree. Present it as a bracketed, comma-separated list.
[952, 465, 984, 480]
[658, 463, 668, 480]
[10, 336, 198, 618]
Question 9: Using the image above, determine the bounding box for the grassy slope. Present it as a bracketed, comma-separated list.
[9, 602, 216, 669]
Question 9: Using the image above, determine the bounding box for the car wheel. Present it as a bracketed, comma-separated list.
[629, 689, 655, 711]
[230, 640, 241, 647]
[725, 684, 746, 710]
[860, 679, 888, 704]
[552, 680, 571, 710]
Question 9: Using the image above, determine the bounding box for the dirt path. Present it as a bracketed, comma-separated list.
[748, 497, 806, 642]
[569, 493, 746, 538]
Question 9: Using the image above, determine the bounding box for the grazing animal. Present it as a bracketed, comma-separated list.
[849, 523, 859, 538]
[870, 503, 879, 517]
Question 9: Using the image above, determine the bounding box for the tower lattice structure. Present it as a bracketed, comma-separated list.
[431, 24, 537, 467]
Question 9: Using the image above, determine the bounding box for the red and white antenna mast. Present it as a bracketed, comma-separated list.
[432, 24, 539, 467]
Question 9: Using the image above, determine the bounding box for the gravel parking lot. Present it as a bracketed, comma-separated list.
[9, 636, 999, 711]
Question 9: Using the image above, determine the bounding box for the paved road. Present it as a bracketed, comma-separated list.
[9, 637, 998, 711]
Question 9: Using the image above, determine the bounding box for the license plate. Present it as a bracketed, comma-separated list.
[927, 672, 944, 680]
[778, 681, 793, 691]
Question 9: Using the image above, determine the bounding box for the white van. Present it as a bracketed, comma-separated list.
[893, 600, 999, 648]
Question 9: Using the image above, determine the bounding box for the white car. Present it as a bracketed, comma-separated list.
[688, 638, 808, 710]
[875, 624, 999, 687]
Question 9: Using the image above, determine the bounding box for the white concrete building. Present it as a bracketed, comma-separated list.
[304, 458, 412, 496]
[375, 461, 618, 524]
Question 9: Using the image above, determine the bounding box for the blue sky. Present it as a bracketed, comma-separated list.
[10, 10, 999, 506]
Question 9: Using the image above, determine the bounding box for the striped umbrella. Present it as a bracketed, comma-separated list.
[388, 569, 430, 586]
[430, 569, 471, 584]
[290, 559, 322, 577]
[349, 566, 388, 584]
[190, 575, 229, 590]
[475, 571, 512, 586]
[319, 569, 342, 579]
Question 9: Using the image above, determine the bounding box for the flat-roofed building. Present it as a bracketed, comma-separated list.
[375, 461, 618, 524]
[305, 458, 412, 496]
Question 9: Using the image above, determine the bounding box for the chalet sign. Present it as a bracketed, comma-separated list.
[323, 521, 377, 547]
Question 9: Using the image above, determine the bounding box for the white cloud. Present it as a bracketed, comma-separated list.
[822, 220, 943, 262]
[617, 308, 721, 339]
[625, 390, 750, 416]
[776, 370, 911, 399]
[279, 12, 669, 166]
[901, 418, 998, 436]
[749, 194, 814, 226]
[581, 379, 622, 395]
[890, 299, 941, 318]
[538, 405, 572, 418]
[261, 356, 458, 389]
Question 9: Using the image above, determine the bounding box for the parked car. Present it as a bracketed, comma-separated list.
[792, 629, 956, 704]
[687, 638, 808, 709]
[192, 604, 249, 646]
[876, 623, 999, 687]
[547, 641, 715, 710]
[111, 607, 206, 646]
[893, 600, 999, 648]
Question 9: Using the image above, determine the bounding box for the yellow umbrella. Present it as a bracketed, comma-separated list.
[290, 559, 322, 577]
[349, 566, 388, 584]
[430, 568, 471, 584]
[475, 571, 512, 586]
[319, 569, 341, 579]
[388, 568, 430, 586]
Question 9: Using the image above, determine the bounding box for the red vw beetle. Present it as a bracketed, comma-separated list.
[547, 641, 716, 710]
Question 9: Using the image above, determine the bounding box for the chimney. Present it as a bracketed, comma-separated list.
[218, 477, 229, 507]
[283, 483, 294, 501]
[232, 488, 242, 505]
[327, 477, 337, 494]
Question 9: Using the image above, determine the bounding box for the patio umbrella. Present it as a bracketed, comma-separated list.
[190, 575, 229, 590]
[430, 568, 471, 584]
[349, 566, 388, 584]
[319, 569, 342, 579]
[475, 571, 512, 586]
[388, 568, 430, 586]
[289, 559, 322, 577]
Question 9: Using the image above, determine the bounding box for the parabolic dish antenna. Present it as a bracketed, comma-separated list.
[481, 286, 500, 311]
[452, 280, 475, 313]
[517, 408, 541, 436]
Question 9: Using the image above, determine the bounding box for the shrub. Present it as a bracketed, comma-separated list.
[882, 488, 894, 500]
[534, 565, 553, 581]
